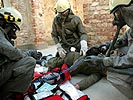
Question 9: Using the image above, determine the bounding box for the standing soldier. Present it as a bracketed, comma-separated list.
[51, 0, 88, 58]
[45, 51, 106, 90]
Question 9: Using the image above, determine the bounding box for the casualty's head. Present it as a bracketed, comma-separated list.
[0, 7, 23, 39]
[54, 0, 71, 16]
[109, 0, 133, 28]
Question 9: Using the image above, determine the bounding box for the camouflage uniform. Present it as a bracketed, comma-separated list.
[0, 27, 36, 99]
[103, 28, 133, 99]
[84, 1, 133, 98]
[45, 52, 106, 90]
[51, 10, 87, 52]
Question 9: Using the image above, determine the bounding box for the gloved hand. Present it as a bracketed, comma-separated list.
[99, 44, 109, 55]
[80, 40, 88, 56]
[84, 56, 106, 72]
[86, 46, 100, 56]
[56, 43, 67, 58]
[27, 50, 42, 60]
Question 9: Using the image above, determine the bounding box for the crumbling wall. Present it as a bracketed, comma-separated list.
[3, 0, 118, 49]
[83, 0, 115, 46]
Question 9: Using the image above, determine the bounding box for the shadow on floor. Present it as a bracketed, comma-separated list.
[71, 74, 128, 100]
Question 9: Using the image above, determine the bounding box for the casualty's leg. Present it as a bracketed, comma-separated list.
[75, 73, 103, 90]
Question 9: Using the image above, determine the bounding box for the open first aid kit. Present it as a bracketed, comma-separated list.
[23, 63, 90, 100]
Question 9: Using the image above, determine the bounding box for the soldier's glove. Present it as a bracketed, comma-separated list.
[84, 56, 106, 72]
[86, 44, 109, 56]
[27, 50, 42, 60]
[86, 46, 100, 56]
[56, 43, 67, 58]
[99, 44, 109, 55]
[80, 40, 88, 56]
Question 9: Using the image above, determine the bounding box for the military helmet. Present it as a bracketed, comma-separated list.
[0, 7, 23, 30]
[109, 0, 132, 13]
[55, 0, 71, 13]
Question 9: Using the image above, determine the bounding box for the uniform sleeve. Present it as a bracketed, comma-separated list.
[51, 18, 60, 44]
[103, 43, 133, 68]
[103, 29, 133, 68]
[101, 29, 128, 50]
[74, 16, 88, 41]
[0, 37, 26, 61]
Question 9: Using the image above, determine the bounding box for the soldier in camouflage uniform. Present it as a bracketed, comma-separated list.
[45, 51, 106, 90]
[0, 7, 36, 100]
[51, 0, 88, 58]
[84, 0, 133, 99]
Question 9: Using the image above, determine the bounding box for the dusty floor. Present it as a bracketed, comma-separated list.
[38, 45, 129, 100]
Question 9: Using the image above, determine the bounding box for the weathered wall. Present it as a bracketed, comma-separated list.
[0, 0, 3, 8]
[83, 0, 114, 46]
[9, 0, 36, 49]
[2, 0, 120, 49]
[10, 0, 57, 49]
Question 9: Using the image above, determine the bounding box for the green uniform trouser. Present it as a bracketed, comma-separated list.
[64, 52, 105, 90]
[0, 57, 36, 100]
[76, 73, 103, 90]
[69, 59, 104, 90]
[46, 52, 105, 90]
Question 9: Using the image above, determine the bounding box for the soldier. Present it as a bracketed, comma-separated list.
[51, 0, 88, 58]
[45, 51, 106, 90]
[0, 7, 36, 100]
[84, 0, 133, 99]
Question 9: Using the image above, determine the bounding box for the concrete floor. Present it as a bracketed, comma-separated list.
[38, 45, 129, 100]
[71, 75, 128, 100]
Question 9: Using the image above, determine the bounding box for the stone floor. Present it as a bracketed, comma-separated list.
[38, 45, 129, 100]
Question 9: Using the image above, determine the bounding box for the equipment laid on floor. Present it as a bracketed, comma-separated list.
[21, 63, 90, 100]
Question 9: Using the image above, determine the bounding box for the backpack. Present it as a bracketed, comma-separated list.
[22, 63, 90, 100]
[44, 95, 89, 100]
[24, 84, 89, 100]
